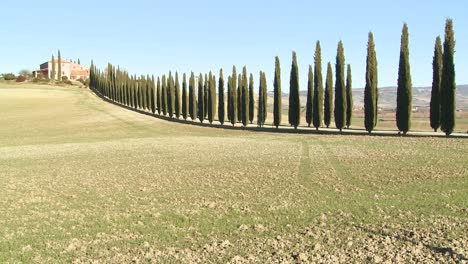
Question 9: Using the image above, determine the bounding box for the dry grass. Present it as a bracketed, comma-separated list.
[0, 84, 467, 263]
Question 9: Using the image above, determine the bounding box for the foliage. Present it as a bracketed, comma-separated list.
[364, 32, 378, 133]
[396, 23, 412, 134]
[324, 62, 333, 128]
[334, 41, 346, 131]
[430, 36, 442, 132]
[346, 64, 353, 129]
[313, 41, 324, 130]
[273, 56, 282, 128]
[289, 52, 300, 129]
[3, 73, 16, 80]
[440, 19, 456, 136]
[306, 65, 313, 127]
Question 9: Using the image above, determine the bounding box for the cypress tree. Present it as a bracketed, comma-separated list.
[207, 71, 215, 124]
[142, 75, 147, 110]
[249, 73, 255, 124]
[237, 74, 243, 123]
[346, 64, 353, 129]
[51, 55, 56, 80]
[230, 66, 238, 126]
[440, 19, 456, 136]
[198, 73, 204, 123]
[306, 65, 313, 127]
[227, 76, 232, 121]
[430, 36, 442, 132]
[161, 75, 167, 115]
[218, 69, 225, 125]
[57, 50, 62, 81]
[204, 74, 209, 118]
[364, 32, 379, 133]
[273, 56, 282, 128]
[334, 41, 346, 131]
[212, 74, 217, 120]
[140, 76, 145, 109]
[175, 72, 181, 119]
[182, 73, 188, 120]
[168, 72, 175, 118]
[289, 51, 300, 129]
[257, 71, 267, 127]
[146, 75, 152, 110]
[156, 77, 161, 114]
[241, 67, 249, 127]
[78, 58, 80, 65]
[324, 62, 333, 128]
[189, 72, 197, 120]
[396, 23, 412, 135]
[150, 75, 156, 114]
[313, 41, 324, 130]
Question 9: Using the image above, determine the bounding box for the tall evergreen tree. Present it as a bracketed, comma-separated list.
[218, 69, 225, 125]
[249, 73, 255, 124]
[230, 66, 237, 126]
[175, 72, 181, 119]
[77, 58, 80, 65]
[313, 41, 324, 130]
[273, 56, 282, 128]
[207, 71, 215, 124]
[161, 75, 167, 115]
[346, 64, 353, 129]
[168, 72, 175, 118]
[197, 73, 204, 123]
[324, 62, 333, 128]
[364, 32, 379, 133]
[227, 76, 232, 122]
[430, 36, 442, 132]
[204, 74, 209, 118]
[150, 75, 156, 114]
[57, 50, 62, 81]
[51, 55, 56, 80]
[156, 77, 161, 114]
[289, 52, 300, 129]
[189, 72, 197, 120]
[257, 71, 267, 127]
[237, 74, 243, 123]
[441, 19, 456, 136]
[241, 67, 249, 127]
[182, 73, 188, 120]
[396, 23, 412, 135]
[306, 65, 314, 127]
[334, 41, 346, 131]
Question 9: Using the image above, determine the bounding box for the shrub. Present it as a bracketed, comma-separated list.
[3, 73, 16, 80]
[16, 76, 27, 82]
[62, 76, 68, 81]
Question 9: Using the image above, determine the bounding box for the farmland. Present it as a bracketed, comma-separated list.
[0, 83, 467, 263]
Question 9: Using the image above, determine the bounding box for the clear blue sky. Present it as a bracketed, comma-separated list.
[1, 0, 466, 89]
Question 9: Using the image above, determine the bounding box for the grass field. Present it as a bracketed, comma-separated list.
[0, 83, 467, 263]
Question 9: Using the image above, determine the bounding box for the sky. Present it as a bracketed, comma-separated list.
[0, 0, 466, 89]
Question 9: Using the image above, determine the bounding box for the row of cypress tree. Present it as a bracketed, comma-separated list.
[89, 19, 457, 135]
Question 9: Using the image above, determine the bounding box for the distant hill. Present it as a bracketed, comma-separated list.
[269, 85, 468, 111]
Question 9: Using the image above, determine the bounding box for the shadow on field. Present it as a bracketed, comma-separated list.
[89, 88, 467, 139]
[354, 224, 467, 261]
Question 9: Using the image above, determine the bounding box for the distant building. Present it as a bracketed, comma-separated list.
[33, 59, 89, 81]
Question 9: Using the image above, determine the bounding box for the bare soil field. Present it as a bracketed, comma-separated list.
[0, 84, 466, 263]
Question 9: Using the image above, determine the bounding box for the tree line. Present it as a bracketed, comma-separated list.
[89, 19, 457, 136]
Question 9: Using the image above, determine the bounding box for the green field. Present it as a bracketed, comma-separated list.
[0, 84, 467, 263]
